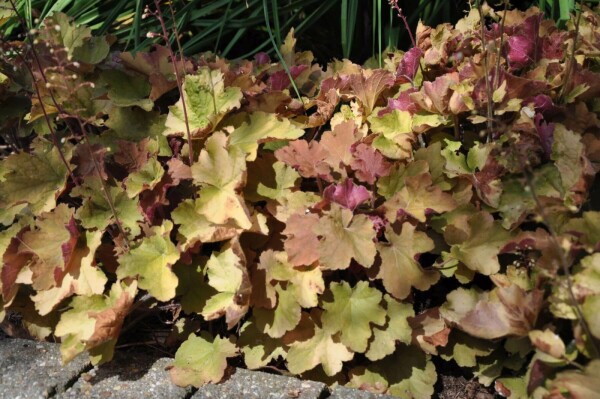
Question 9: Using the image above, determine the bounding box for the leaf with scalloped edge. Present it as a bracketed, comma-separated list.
[191, 132, 251, 229]
[99, 69, 153, 111]
[384, 173, 456, 223]
[366, 294, 415, 361]
[349, 345, 437, 399]
[348, 69, 395, 116]
[72, 177, 144, 237]
[445, 211, 513, 275]
[376, 223, 439, 300]
[440, 285, 544, 339]
[257, 250, 323, 308]
[125, 157, 164, 198]
[165, 68, 243, 136]
[238, 319, 287, 369]
[314, 204, 376, 270]
[321, 281, 386, 353]
[257, 161, 299, 201]
[0, 140, 71, 215]
[230, 112, 305, 161]
[283, 213, 320, 267]
[31, 229, 107, 315]
[172, 199, 240, 251]
[116, 222, 179, 302]
[255, 284, 301, 338]
[169, 333, 238, 387]
[55, 281, 137, 364]
[551, 124, 583, 196]
[274, 139, 331, 180]
[320, 120, 361, 172]
[201, 246, 249, 328]
[20, 204, 76, 291]
[438, 330, 496, 368]
[286, 321, 354, 376]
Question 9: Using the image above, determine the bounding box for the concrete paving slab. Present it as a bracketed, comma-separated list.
[57, 351, 189, 399]
[192, 368, 327, 399]
[328, 386, 398, 399]
[0, 337, 90, 399]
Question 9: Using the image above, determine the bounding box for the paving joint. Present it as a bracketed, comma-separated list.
[317, 386, 331, 399]
[48, 362, 94, 398]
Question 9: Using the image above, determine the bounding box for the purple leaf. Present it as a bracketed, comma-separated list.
[254, 52, 271, 65]
[507, 35, 535, 68]
[396, 47, 423, 82]
[385, 87, 419, 114]
[268, 65, 308, 90]
[534, 113, 555, 158]
[323, 179, 371, 211]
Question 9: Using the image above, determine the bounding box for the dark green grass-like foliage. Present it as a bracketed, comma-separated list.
[1, 0, 587, 63]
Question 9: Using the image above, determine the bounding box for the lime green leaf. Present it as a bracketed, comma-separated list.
[315, 204, 376, 270]
[55, 281, 137, 364]
[239, 319, 287, 369]
[377, 161, 430, 199]
[230, 112, 305, 161]
[0, 140, 71, 215]
[257, 161, 299, 200]
[44, 13, 91, 57]
[165, 68, 243, 136]
[286, 324, 354, 376]
[201, 247, 248, 326]
[349, 345, 437, 399]
[582, 295, 600, 340]
[446, 211, 512, 275]
[562, 211, 600, 251]
[99, 69, 153, 111]
[169, 333, 238, 387]
[321, 281, 386, 353]
[369, 109, 412, 138]
[366, 294, 415, 361]
[174, 261, 214, 314]
[72, 36, 110, 65]
[172, 199, 240, 250]
[371, 133, 415, 160]
[117, 223, 179, 301]
[377, 223, 439, 300]
[438, 330, 496, 368]
[441, 139, 492, 177]
[125, 157, 164, 198]
[255, 285, 302, 338]
[101, 107, 171, 156]
[72, 177, 144, 237]
[191, 132, 251, 229]
[384, 173, 457, 223]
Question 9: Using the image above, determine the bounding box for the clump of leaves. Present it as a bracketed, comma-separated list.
[1, 3, 600, 398]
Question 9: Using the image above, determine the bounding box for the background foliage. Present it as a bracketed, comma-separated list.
[0, 0, 587, 62]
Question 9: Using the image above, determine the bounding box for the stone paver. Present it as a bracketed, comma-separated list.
[57, 351, 190, 399]
[329, 386, 398, 399]
[0, 337, 90, 399]
[193, 368, 326, 399]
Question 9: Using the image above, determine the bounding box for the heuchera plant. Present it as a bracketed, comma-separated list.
[1, 2, 600, 398]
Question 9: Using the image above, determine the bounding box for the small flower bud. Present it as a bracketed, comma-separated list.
[54, 25, 61, 32]
[72, 61, 80, 68]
